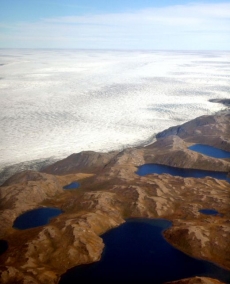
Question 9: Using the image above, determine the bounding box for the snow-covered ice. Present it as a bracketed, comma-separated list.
[0, 49, 229, 169]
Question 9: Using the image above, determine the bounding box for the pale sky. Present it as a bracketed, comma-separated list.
[0, 0, 230, 50]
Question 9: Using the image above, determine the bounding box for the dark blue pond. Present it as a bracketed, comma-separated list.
[188, 144, 230, 159]
[136, 164, 230, 183]
[13, 207, 63, 230]
[199, 209, 219, 216]
[63, 181, 80, 190]
[0, 240, 8, 255]
[59, 219, 230, 284]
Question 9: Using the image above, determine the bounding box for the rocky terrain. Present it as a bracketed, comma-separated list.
[0, 111, 229, 284]
[166, 276, 225, 284]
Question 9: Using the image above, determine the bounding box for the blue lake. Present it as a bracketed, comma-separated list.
[63, 181, 80, 190]
[59, 219, 230, 284]
[13, 207, 63, 230]
[188, 144, 230, 159]
[136, 164, 230, 183]
[0, 240, 8, 255]
[199, 209, 219, 216]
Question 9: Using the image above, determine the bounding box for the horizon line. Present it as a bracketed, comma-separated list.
[0, 48, 230, 52]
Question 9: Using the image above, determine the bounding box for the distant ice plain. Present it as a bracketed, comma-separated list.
[0, 49, 229, 171]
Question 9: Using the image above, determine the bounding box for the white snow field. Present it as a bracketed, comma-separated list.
[0, 49, 229, 169]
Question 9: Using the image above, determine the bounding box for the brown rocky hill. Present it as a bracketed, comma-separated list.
[0, 112, 229, 284]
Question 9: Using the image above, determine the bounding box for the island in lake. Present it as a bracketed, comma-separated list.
[0, 100, 230, 284]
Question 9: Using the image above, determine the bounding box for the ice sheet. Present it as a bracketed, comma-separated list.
[0, 49, 229, 168]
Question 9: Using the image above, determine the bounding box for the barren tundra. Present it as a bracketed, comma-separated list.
[0, 112, 230, 284]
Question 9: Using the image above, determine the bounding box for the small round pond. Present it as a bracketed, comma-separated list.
[136, 164, 230, 183]
[59, 219, 230, 284]
[199, 209, 219, 216]
[63, 181, 80, 190]
[188, 144, 230, 159]
[13, 207, 63, 230]
[0, 240, 8, 255]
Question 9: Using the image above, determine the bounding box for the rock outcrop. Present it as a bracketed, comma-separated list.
[156, 113, 230, 151]
[42, 151, 119, 176]
[144, 135, 230, 172]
